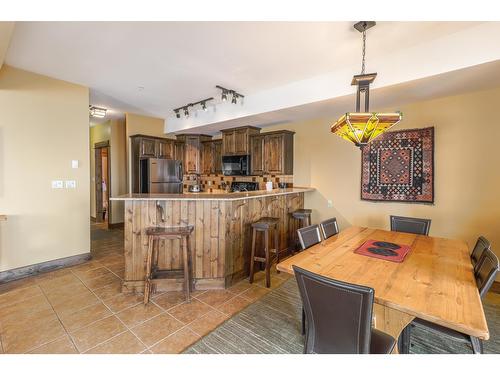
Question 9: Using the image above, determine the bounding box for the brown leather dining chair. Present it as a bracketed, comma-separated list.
[297, 224, 322, 250]
[471, 236, 491, 269]
[399, 248, 499, 354]
[390, 215, 431, 236]
[293, 265, 396, 354]
[319, 217, 339, 240]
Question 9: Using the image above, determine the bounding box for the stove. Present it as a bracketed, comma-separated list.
[230, 181, 259, 192]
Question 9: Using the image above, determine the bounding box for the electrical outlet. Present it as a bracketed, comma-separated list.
[51, 180, 64, 189]
[65, 180, 76, 189]
[327, 200, 333, 208]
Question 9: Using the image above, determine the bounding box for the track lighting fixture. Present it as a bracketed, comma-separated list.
[173, 97, 214, 119]
[216, 85, 244, 105]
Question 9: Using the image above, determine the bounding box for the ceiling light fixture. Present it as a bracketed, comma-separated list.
[216, 86, 244, 105]
[173, 97, 214, 119]
[89, 105, 107, 118]
[330, 22, 402, 148]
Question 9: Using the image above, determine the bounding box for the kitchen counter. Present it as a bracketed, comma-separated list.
[110, 187, 314, 201]
[115, 187, 314, 293]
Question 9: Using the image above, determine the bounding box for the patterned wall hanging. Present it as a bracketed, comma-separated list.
[361, 127, 434, 203]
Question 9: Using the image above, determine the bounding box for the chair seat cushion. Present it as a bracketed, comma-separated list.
[370, 328, 396, 354]
[411, 318, 470, 342]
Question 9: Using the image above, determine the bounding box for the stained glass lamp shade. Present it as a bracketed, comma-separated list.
[331, 112, 402, 147]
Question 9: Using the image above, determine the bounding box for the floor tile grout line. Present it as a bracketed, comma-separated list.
[112, 313, 151, 351]
[28, 284, 79, 354]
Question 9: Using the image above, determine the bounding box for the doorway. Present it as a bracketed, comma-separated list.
[94, 141, 111, 226]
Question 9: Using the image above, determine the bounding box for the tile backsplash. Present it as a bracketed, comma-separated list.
[183, 174, 293, 190]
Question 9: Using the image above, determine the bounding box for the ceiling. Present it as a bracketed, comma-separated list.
[5, 21, 483, 125]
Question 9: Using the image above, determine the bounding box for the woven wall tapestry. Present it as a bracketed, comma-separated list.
[361, 127, 434, 203]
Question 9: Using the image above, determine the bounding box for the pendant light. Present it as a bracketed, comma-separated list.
[331, 21, 402, 148]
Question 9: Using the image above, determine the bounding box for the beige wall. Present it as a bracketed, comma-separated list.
[0, 22, 15, 69]
[125, 113, 167, 192]
[264, 86, 500, 270]
[89, 119, 127, 224]
[0, 65, 90, 272]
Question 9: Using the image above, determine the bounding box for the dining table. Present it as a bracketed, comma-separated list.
[276, 225, 489, 353]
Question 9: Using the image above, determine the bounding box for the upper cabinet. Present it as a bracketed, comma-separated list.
[134, 135, 175, 159]
[176, 134, 212, 174]
[251, 131, 294, 175]
[201, 139, 223, 175]
[221, 126, 260, 156]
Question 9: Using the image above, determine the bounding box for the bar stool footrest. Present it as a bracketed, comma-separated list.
[151, 269, 186, 280]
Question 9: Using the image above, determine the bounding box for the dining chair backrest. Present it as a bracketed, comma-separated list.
[471, 236, 491, 267]
[390, 215, 431, 236]
[319, 217, 339, 240]
[293, 265, 374, 354]
[297, 224, 322, 250]
[474, 248, 499, 299]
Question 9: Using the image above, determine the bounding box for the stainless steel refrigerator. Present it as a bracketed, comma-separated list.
[139, 158, 183, 193]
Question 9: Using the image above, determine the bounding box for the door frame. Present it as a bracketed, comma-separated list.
[94, 140, 111, 225]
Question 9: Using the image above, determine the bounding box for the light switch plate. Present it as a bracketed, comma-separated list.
[71, 160, 79, 169]
[65, 180, 77, 189]
[52, 180, 64, 189]
[327, 200, 333, 208]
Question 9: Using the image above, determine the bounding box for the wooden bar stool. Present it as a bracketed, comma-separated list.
[249, 217, 280, 288]
[144, 225, 194, 305]
[291, 209, 312, 252]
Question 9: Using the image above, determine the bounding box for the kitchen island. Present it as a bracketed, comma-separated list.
[111, 187, 314, 293]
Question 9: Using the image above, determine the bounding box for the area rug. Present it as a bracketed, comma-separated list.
[361, 127, 434, 203]
[184, 278, 499, 354]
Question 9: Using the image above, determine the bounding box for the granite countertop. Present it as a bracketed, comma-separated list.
[110, 187, 314, 201]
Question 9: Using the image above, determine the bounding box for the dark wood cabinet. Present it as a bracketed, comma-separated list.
[176, 134, 212, 174]
[201, 139, 223, 174]
[139, 137, 157, 158]
[263, 131, 294, 175]
[174, 141, 185, 172]
[250, 135, 265, 175]
[221, 126, 260, 155]
[213, 140, 222, 174]
[158, 139, 174, 159]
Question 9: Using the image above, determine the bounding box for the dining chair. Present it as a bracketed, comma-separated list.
[399, 248, 499, 354]
[297, 224, 322, 250]
[293, 265, 396, 354]
[319, 217, 339, 239]
[390, 215, 431, 236]
[471, 236, 491, 269]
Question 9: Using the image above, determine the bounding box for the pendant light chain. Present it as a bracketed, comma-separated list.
[361, 29, 366, 75]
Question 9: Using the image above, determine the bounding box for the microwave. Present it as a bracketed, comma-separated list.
[222, 155, 251, 176]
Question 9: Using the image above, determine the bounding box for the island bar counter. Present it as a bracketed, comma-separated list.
[111, 188, 314, 293]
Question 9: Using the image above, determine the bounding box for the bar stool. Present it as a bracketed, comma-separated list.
[249, 217, 280, 288]
[291, 209, 312, 252]
[144, 225, 194, 305]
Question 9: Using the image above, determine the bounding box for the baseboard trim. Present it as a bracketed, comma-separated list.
[0, 252, 92, 284]
[108, 222, 124, 229]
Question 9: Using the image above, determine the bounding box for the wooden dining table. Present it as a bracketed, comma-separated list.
[276, 226, 489, 353]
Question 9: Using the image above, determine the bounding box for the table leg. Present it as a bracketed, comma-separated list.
[373, 303, 414, 354]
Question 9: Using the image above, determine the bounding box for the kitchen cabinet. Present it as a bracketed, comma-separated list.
[174, 141, 185, 171]
[250, 135, 265, 175]
[158, 139, 174, 159]
[201, 139, 223, 174]
[213, 140, 222, 174]
[176, 134, 212, 174]
[221, 126, 260, 155]
[263, 131, 294, 175]
[139, 137, 156, 158]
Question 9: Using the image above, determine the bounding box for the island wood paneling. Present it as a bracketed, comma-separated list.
[122, 192, 305, 293]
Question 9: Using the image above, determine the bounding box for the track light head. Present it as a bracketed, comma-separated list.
[231, 93, 237, 104]
[184, 107, 189, 118]
[174, 109, 180, 118]
[221, 90, 227, 102]
[201, 101, 207, 111]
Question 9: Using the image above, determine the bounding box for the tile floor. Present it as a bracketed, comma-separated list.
[0, 223, 290, 354]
